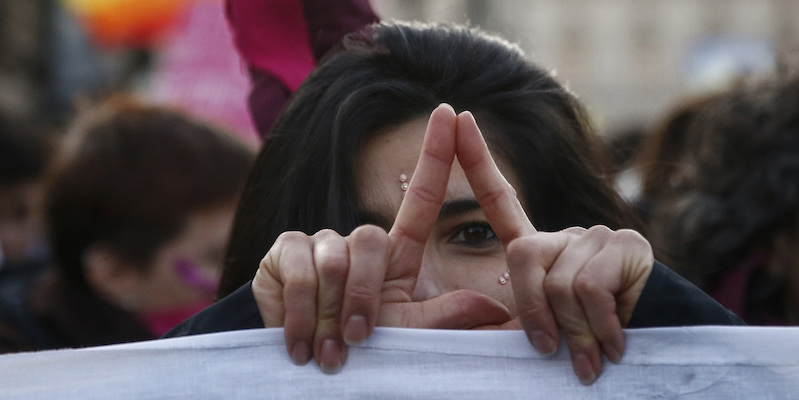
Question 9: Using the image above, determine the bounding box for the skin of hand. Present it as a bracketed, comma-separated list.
[455, 110, 653, 384]
[252, 104, 513, 373]
[251, 103, 654, 384]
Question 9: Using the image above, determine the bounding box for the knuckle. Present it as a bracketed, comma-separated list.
[515, 301, 551, 323]
[406, 183, 442, 209]
[475, 182, 514, 210]
[561, 226, 587, 236]
[573, 273, 603, 299]
[313, 235, 349, 280]
[262, 232, 312, 277]
[508, 233, 544, 257]
[283, 321, 314, 341]
[506, 236, 535, 263]
[344, 283, 377, 305]
[542, 273, 572, 301]
[275, 231, 310, 246]
[259, 253, 271, 269]
[315, 310, 341, 326]
[422, 141, 455, 165]
[350, 225, 389, 248]
[564, 330, 596, 347]
[283, 269, 317, 295]
[315, 252, 349, 281]
[444, 290, 489, 326]
[585, 225, 613, 240]
[449, 289, 477, 312]
[611, 229, 651, 250]
[313, 228, 342, 240]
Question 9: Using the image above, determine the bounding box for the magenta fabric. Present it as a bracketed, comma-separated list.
[225, 0, 315, 92]
[141, 301, 213, 337]
[225, 0, 378, 138]
[707, 253, 765, 318]
[299, 0, 378, 60]
[149, 0, 258, 144]
[707, 252, 784, 325]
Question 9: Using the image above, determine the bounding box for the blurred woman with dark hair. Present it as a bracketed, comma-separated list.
[634, 93, 725, 225]
[647, 72, 799, 326]
[0, 99, 254, 353]
[0, 111, 53, 268]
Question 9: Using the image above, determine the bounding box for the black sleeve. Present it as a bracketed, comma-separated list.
[628, 261, 745, 328]
[161, 281, 264, 338]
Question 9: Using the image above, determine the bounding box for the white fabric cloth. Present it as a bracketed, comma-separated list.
[1, 326, 798, 399]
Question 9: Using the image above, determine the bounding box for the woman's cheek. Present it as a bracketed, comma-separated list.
[445, 251, 516, 313]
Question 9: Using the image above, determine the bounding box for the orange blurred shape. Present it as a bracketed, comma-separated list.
[63, 0, 191, 48]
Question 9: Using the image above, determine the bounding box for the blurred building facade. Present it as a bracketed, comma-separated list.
[373, 0, 799, 135]
[0, 0, 49, 118]
[3, 0, 799, 135]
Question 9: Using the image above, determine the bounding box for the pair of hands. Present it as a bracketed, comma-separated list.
[252, 104, 654, 384]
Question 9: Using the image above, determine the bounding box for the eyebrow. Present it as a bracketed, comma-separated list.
[358, 197, 482, 231]
[437, 198, 482, 220]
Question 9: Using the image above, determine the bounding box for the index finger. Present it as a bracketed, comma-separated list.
[455, 111, 536, 244]
[388, 103, 457, 256]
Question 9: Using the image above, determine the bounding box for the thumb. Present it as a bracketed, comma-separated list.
[378, 289, 512, 329]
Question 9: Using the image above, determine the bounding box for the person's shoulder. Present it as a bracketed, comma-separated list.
[162, 281, 264, 338]
[0, 261, 46, 320]
[629, 261, 745, 327]
[0, 261, 62, 353]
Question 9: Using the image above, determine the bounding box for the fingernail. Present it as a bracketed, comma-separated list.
[290, 341, 309, 365]
[529, 331, 557, 356]
[438, 103, 454, 112]
[604, 342, 623, 364]
[573, 353, 597, 385]
[320, 339, 343, 374]
[343, 315, 368, 346]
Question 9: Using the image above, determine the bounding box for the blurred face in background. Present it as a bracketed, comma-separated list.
[0, 181, 45, 265]
[85, 200, 238, 336]
[132, 202, 237, 313]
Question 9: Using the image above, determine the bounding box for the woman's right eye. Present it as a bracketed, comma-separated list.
[449, 223, 499, 248]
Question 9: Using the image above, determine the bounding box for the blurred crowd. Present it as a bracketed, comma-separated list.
[1, 0, 799, 355]
[606, 67, 799, 326]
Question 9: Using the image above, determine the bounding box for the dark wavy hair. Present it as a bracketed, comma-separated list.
[635, 93, 724, 215]
[649, 72, 799, 319]
[218, 21, 641, 297]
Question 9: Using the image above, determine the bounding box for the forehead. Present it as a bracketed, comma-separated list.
[354, 117, 521, 225]
[358, 118, 428, 196]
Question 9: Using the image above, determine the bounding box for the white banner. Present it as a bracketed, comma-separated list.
[1, 326, 798, 399]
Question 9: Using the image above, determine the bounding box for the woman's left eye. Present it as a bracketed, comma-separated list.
[449, 223, 498, 247]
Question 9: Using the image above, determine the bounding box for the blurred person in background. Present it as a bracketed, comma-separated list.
[645, 70, 799, 325]
[0, 98, 254, 353]
[634, 93, 725, 226]
[600, 125, 646, 206]
[0, 110, 53, 269]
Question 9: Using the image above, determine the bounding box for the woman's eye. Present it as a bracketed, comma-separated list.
[450, 223, 498, 247]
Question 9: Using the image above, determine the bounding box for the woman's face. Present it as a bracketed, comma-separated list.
[356, 117, 524, 315]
